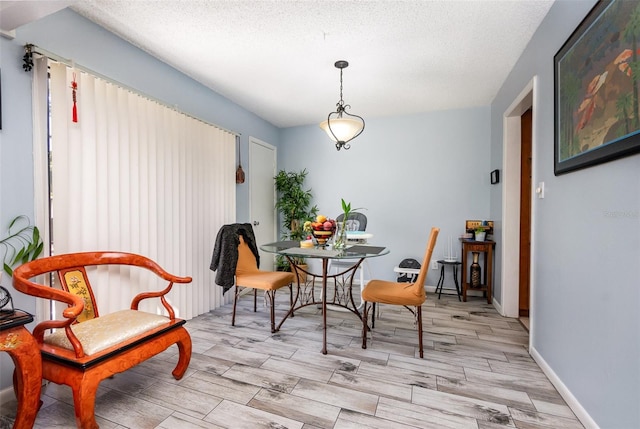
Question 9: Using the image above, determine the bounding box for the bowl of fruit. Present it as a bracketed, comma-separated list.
[307, 215, 336, 247]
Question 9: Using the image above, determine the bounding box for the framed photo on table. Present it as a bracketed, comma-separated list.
[554, 0, 640, 175]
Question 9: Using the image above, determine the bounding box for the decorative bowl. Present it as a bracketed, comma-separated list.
[312, 230, 334, 247]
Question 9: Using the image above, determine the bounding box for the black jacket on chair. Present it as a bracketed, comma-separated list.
[210, 223, 260, 293]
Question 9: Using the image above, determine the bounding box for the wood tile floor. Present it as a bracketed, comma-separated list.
[0, 293, 585, 429]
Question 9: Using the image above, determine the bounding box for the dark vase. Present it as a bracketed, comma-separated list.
[470, 251, 481, 288]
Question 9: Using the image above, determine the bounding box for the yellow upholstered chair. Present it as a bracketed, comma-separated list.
[361, 227, 439, 358]
[233, 235, 295, 333]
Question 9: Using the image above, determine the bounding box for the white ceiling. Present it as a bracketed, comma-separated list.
[4, 0, 555, 128]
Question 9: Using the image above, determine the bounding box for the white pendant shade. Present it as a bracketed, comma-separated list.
[319, 117, 364, 143]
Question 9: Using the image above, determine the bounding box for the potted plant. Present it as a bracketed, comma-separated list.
[474, 226, 487, 242]
[1, 215, 44, 277]
[274, 169, 318, 270]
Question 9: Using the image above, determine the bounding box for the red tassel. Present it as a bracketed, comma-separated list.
[71, 73, 78, 123]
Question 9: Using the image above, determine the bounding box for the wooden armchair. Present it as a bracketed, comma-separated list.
[12, 251, 193, 429]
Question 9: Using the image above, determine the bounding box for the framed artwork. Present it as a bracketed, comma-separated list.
[554, 0, 640, 175]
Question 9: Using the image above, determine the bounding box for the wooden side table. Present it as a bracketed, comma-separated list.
[0, 310, 42, 429]
[460, 239, 496, 304]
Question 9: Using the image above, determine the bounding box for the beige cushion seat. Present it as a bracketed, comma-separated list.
[45, 309, 169, 355]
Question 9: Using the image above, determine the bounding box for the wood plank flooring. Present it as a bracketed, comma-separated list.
[0, 293, 584, 428]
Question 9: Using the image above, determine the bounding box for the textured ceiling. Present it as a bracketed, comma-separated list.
[64, 1, 554, 128]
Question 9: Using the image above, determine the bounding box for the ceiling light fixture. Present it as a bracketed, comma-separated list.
[319, 60, 365, 151]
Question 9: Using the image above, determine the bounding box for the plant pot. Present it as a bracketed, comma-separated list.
[475, 231, 486, 241]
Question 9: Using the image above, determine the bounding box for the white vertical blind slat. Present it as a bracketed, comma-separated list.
[48, 62, 235, 318]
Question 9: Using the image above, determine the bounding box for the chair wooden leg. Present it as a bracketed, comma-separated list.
[232, 285, 239, 326]
[71, 377, 101, 429]
[417, 305, 424, 358]
[172, 327, 192, 380]
[361, 301, 368, 349]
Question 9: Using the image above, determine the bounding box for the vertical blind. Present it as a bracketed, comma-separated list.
[46, 61, 235, 318]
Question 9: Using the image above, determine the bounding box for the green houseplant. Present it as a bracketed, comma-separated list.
[1, 215, 44, 276]
[274, 169, 318, 270]
[474, 226, 487, 242]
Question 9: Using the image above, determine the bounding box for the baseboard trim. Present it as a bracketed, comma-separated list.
[530, 346, 600, 429]
[492, 298, 504, 316]
[0, 385, 16, 405]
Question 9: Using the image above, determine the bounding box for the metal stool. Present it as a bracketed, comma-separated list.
[435, 259, 462, 301]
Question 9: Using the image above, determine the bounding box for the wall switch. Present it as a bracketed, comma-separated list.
[536, 181, 545, 199]
[431, 261, 439, 270]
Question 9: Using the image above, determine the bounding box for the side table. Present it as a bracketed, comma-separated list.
[434, 260, 462, 301]
[0, 310, 42, 429]
[460, 239, 496, 304]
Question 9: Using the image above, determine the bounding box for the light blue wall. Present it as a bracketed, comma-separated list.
[0, 8, 279, 391]
[280, 108, 491, 286]
[491, 1, 640, 427]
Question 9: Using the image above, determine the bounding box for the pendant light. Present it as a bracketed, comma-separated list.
[319, 60, 365, 151]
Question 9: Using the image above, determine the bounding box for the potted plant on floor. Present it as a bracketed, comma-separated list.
[274, 169, 318, 272]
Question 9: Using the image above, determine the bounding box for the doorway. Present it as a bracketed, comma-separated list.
[249, 137, 278, 269]
[501, 77, 536, 342]
[519, 108, 532, 329]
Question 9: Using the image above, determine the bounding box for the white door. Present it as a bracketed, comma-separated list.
[249, 137, 277, 269]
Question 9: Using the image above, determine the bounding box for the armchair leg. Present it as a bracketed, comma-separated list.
[254, 289, 258, 312]
[172, 327, 192, 380]
[417, 305, 424, 358]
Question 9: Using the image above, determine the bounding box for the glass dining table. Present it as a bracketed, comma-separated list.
[260, 241, 389, 354]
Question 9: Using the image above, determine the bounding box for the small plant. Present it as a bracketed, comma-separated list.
[0, 215, 44, 276]
[474, 226, 486, 233]
[340, 198, 364, 221]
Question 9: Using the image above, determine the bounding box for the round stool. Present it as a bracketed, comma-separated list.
[435, 260, 462, 301]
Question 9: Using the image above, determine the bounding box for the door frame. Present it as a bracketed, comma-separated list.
[501, 76, 538, 346]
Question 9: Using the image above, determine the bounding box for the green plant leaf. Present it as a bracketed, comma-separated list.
[1, 215, 44, 276]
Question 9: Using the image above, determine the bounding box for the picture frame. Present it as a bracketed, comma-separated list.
[490, 169, 500, 184]
[554, 0, 640, 175]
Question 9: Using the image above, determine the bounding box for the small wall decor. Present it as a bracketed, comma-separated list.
[235, 135, 245, 184]
[554, 0, 640, 175]
[490, 169, 500, 184]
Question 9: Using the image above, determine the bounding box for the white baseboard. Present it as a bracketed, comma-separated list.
[530, 346, 600, 429]
[0, 386, 16, 405]
[492, 298, 504, 316]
